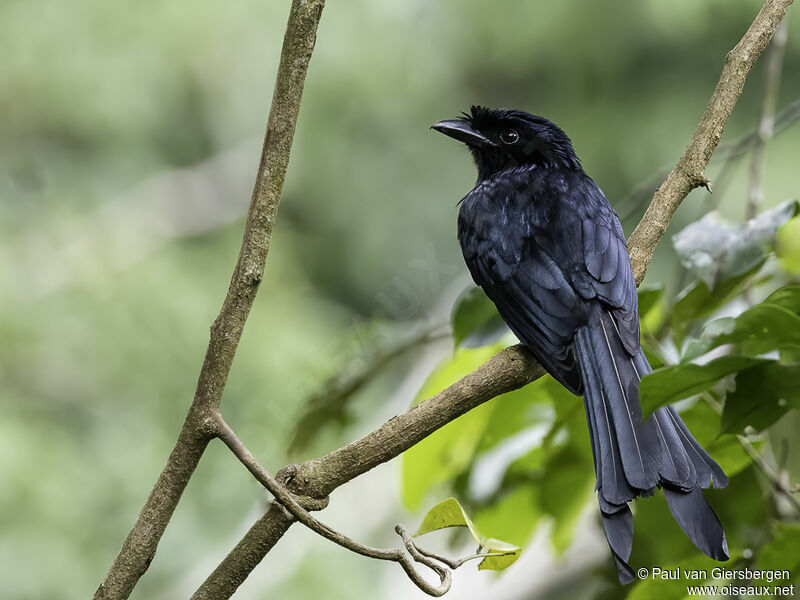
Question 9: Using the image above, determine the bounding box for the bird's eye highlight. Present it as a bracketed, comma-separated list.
[500, 129, 519, 144]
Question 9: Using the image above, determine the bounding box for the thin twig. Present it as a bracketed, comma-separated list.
[289, 322, 451, 453]
[705, 97, 800, 211]
[626, 0, 794, 285]
[702, 393, 800, 511]
[620, 96, 800, 221]
[737, 433, 800, 512]
[747, 19, 789, 219]
[195, 2, 794, 597]
[194, 345, 545, 599]
[718, 98, 800, 161]
[213, 413, 514, 597]
[93, 1, 326, 599]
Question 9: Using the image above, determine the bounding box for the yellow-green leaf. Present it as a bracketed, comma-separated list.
[477, 538, 521, 571]
[413, 497, 481, 542]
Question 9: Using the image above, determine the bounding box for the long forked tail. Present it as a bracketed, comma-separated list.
[573, 310, 729, 583]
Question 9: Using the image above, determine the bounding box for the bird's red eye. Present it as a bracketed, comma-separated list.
[500, 129, 519, 144]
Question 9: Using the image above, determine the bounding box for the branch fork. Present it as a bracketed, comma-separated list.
[95, 1, 794, 599]
[214, 411, 509, 596]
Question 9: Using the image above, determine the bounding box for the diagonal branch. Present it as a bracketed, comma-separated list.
[701, 394, 800, 512]
[93, 1, 326, 599]
[289, 322, 451, 453]
[214, 413, 513, 597]
[617, 95, 800, 222]
[193, 347, 544, 600]
[193, 1, 794, 597]
[626, 0, 794, 285]
[747, 19, 789, 219]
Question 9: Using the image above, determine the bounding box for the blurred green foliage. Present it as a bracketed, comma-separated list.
[404, 204, 800, 598]
[2, 0, 800, 599]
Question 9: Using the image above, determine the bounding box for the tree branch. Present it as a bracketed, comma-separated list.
[617, 95, 800, 222]
[703, 96, 800, 211]
[702, 394, 800, 512]
[93, 1, 326, 598]
[289, 322, 451, 453]
[195, 347, 544, 597]
[738, 433, 800, 512]
[747, 19, 789, 219]
[212, 413, 510, 597]
[626, 0, 793, 285]
[193, 1, 793, 597]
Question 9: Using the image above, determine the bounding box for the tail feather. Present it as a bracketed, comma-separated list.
[586, 314, 661, 491]
[575, 330, 637, 505]
[652, 408, 696, 490]
[610, 552, 636, 585]
[600, 504, 635, 585]
[574, 309, 728, 583]
[665, 406, 729, 489]
[631, 348, 696, 490]
[664, 485, 729, 561]
[632, 351, 726, 490]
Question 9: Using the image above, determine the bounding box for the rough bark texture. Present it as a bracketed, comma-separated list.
[194, 1, 793, 597]
[96, 0, 792, 598]
[298, 347, 545, 497]
[192, 505, 294, 600]
[194, 347, 544, 597]
[93, 1, 326, 598]
[627, 0, 794, 285]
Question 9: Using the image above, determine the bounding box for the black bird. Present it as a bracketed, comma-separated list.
[432, 106, 728, 583]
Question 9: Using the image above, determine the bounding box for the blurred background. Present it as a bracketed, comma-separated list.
[2, 0, 800, 598]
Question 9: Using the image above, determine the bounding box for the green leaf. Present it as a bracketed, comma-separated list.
[678, 400, 756, 478]
[642, 341, 667, 369]
[537, 444, 594, 553]
[474, 376, 558, 454]
[777, 215, 800, 274]
[681, 288, 800, 363]
[778, 344, 800, 365]
[757, 521, 800, 574]
[638, 284, 665, 319]
[706, 435, 759, 478]
[681, 317, 734, 362]
[477, 538, 521, 571]
[670, 266, 762, 346]
[639, 356, 769, 417]
[471, 485, 541, 548]
[413, 497, 481, 541]
[639, 283, 667, 334]
[710, 304, 800, 354]
[711, 466, 771, 556]
[401, 343, 505, 510]
[763, 284, 800, 314]
[413, 497, 521, 572]
[670, 202, 799, 346]
[451, 286, 505, 349]
[767, 412, 800, 485]
[673, 200, 798, 288]
[721, 362, 800, 434]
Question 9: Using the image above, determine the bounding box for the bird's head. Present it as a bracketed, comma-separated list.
[432, 105, 581, 180]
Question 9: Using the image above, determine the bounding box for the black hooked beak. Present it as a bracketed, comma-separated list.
[431, 120, 497, 148]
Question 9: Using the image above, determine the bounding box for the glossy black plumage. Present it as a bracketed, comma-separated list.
[433, 106, 728, 582]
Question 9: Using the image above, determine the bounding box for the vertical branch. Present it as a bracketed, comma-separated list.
[747, 19, 789, 219]
[192, 2, 796, 598]
[193, 347, 544, 599]
[93, 1, 326, 599]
